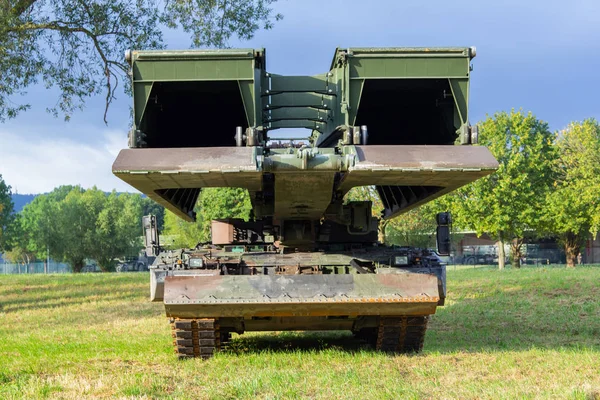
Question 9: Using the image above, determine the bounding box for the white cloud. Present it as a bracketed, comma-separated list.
[0, 129, 137, 194]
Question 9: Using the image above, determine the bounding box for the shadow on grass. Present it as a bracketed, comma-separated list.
[223, 331, 372, 355]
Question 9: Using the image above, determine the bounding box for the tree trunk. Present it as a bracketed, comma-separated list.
[510, 237, 524, 269]
[497, 237, 505, 270]
[378, 220, 388, 244]
[71, 259, 84, 273]
[564, 232, 581, 268]
[24, 254, 31, 273]
[98, 257, 114, 272]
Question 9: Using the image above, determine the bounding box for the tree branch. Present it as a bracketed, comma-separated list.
[7, 20, 128, 123]
[11, 0, 37, 16]
[219, 0, 228, 45]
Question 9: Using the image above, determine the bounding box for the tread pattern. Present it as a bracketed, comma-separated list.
[171, 318, 220, 360]
[169, 316, 428, 357]
[375, 316, 428, 353]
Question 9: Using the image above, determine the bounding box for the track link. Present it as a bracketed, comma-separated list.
[375, 316, 429, 353]
[171, 318, 220, 360]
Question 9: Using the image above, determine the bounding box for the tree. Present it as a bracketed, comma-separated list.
[1, 0, 282, 122]
[163, 207, 205, 249]
[163, 188, 252, 247]
[19, 186, 147, 272]
[93, 191, 142, 271]
[20, 187, 66, 261]
[385, 204, 439, 249]
[3, 238, 36, 266]
[2, 213, 35, 265]
[20, 186, 92, 271]
[447, 110, 556, 269]
[0, 174, 16, 252]
[543, 119, 600, 267]
[55, 188, 95, 271]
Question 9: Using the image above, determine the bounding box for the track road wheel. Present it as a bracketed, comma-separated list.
[376, 316, 429, 353]
[171, 318, 221, 360]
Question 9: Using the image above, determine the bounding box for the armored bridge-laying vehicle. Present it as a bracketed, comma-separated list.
[113, 47, 498, 359]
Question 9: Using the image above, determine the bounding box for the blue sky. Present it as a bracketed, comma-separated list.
[1, 0, 599, 193]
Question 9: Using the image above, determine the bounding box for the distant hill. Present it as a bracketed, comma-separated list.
[11, 193, 37, 212]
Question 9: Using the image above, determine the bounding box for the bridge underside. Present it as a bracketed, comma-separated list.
[113, 145, 497, 221]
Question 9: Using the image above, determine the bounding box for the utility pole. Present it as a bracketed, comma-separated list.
[46, 245, 49, 274]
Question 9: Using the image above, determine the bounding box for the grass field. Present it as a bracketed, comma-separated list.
[1, 266, 599, 399]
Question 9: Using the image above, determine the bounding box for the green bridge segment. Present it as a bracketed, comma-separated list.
[128, 47, 475, 148]
[114, 47, 494, 224]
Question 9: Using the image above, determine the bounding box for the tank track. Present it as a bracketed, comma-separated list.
[169, 316, 428, 358]
[375, 316, 429, 353]
[171, 318, 222, 360]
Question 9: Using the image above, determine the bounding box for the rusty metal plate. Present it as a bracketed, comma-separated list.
[112, 147, 259, 173]
[165, 302, 438, 318]
[112, 147, 261, 191]
[163, 273, 440, 318]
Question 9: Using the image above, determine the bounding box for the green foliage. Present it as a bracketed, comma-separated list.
[0, 0, 281, 122]
[446, 110, 556, 268]
[20, 187, 67, 260]
[55, 188, 95, 271]
[18, 186, 146, 272]
[199, 187, 252, 222]
[0, 174, 16, 251]
[344, 186, 380, 211]
[163, 0, 282, 49]
[543, 119, 600, 267]
[163, 209, 205, 249]
[163, 188, 252, 248]
[385, 203, 439, 248]
[91, 191, 143, 271]
[2, 238, 36, 264]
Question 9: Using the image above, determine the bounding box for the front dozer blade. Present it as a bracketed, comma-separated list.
[162, 273, 440, 319]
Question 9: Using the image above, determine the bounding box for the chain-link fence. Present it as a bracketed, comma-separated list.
[1, 262, 71, 274]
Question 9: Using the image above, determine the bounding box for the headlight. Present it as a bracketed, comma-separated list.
[189, 258, 204, 268]
[394, 256, 409, 266]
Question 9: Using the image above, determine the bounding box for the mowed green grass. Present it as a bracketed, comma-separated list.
[0, 267, 599, 399]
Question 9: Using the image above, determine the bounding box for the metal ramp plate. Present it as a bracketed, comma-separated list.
[112, 147, 261, 220]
